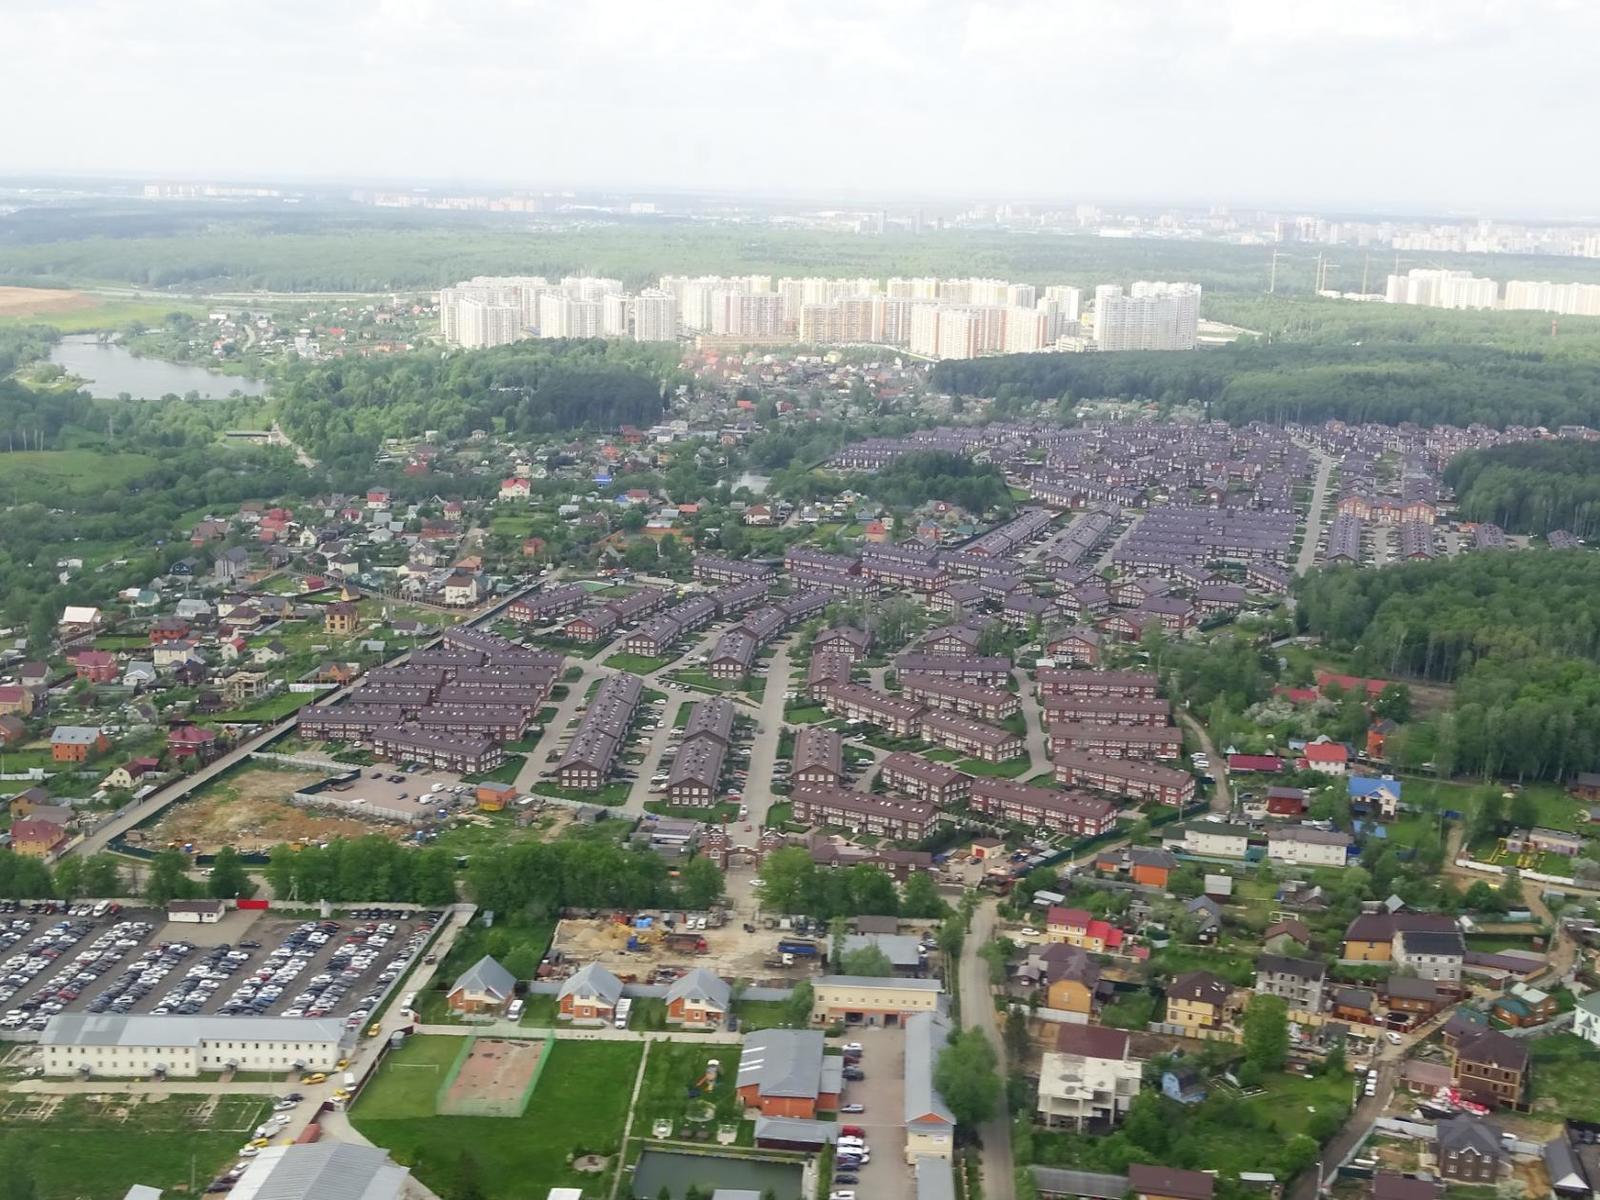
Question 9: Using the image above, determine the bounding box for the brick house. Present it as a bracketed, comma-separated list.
[446, 955, 517, 1016]
[665, 969, 731, 1028]
[557, 962, 623, 1025]
[51, 725, 109, 762]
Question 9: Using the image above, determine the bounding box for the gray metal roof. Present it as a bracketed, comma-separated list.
[1031, 1167, 1130, 1200]
[818, 974, 942, 990]
[904, 1010, 955, 1127]
[664, 968, 731, 1012]
[839, 933, 924, 969]
[916, 1156, 958, 1200]
[752, 1116, 839, 1145]
[450, 954, 516, 1001]
[737, 1029, 824, 1099]
[230, 1144, 408, 1200]
[41, 1013, 347, 1049]
[557, 962, 623, 1006]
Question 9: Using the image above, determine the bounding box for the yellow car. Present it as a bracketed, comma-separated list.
[248, 1138, 270, 1149]
[331, 1088, 350, 1101]
[336, 1058, 350, 1070]
[302, 1073, 327, 1085]
[365, 1024, 382, 1038]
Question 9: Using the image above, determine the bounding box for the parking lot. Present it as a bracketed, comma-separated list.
[833, 1026, 912, 1200]
[0, 904, 442, 1035]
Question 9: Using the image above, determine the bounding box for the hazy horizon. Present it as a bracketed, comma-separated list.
[4, 0, 1597, 216]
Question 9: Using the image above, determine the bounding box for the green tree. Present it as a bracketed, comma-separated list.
[1242, 993, 1289, 1072]
[678, 856, 725, 910]
[933, 1028, 1001, 1128]
[782, 980, 814, 1028]
[206, 846, 254, 900]
[145, 848, 198, 904]
[81, 855, 123, 898]
[900, 871, 949, 918]
[1499, 866, 1524, 907]
[52, 856, 84, 900]
[839, 945, 894, 977]
[757, 846, 814, 914]
[1324, 1038, 1347, 1079]
[502, 943, 543, 982]
[1004, 1006, 1030, 1060]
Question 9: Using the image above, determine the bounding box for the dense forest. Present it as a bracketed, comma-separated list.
[933, 341, 1600, 429]
[845, 450, 1015, 515]
[275, 338, 683, 469]
[1297, 554, 1600, 780]
[16, 203, 1600, 296]
[1444, 440, 1600, 536]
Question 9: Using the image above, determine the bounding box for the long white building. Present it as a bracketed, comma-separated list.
[1093, 282, 1202, 351]
[40, 1013, 350, 1077]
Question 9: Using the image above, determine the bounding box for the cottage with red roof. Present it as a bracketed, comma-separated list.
[498, 477, 531, 500]
[1045, 906, 1123, 953]
[1316, 671, 1389, 699]
[9, 818, 69, 858]
[1302, 739, 1350, 776]
[168, 724, 220, 760]
[1227, 753, 1283, 775]
[69, 649, 119, 684]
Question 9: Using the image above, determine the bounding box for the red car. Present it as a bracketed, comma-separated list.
[841, 1125, 865, 1138]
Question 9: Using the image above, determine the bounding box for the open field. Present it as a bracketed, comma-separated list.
[1529, 1033, 1600, 1121]
[0, 286, 207, 331]
[0, 1093, 270, 1200]
[632, 1041, 748, 1141]
[0, 449, 158, 496]
[353, 1037, 643, 1199]
[138, 762, 390, 854]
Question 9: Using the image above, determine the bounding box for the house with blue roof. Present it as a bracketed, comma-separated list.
[1348, 775, 1402, 820]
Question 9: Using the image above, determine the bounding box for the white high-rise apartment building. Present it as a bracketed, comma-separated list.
[536, 294, 603, 338]
[632, 290, 679, 342]
[602, 294, 631, 337]
[888, 277, 941, 300]
[1092, 282, 1202, 352]
[439, 277, 547, 346]
[1503, 279, 1600, 317]
[1384, 269, 1497, 310]
[452, 297, 523, 348]
[909, 304, 944, 357]
[1004, 306, 1053, 354]
[1044, 285, 1083, 323]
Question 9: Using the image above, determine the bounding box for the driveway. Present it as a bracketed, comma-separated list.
[835, 1025, 913, 1200]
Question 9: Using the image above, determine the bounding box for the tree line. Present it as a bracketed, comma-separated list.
[932, 342, 1600, 429]
[1297, 553, 1600, 780]
[1444, 440, 1600, 536]
[845, 450, 1016, 517]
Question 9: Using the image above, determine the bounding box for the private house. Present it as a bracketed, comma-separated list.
[446, 955, 517, 1016]
[104, 757, 159, 791]
[1129, 1164, 1214, 1200]
[0, 685, 36, 717]
[1161, 1064, 1207, 1105]
[69, 649, 118, 684]
[1371, 1174, 1442, 1200]
[1129, 847, 1176, 888]
[1491, 981, 1559, 1028]
[1392, 928, 1465, 985]
[664, 969, 731, 1029]
[58, 605, 102, 635]
[1349, 776, 1403, 820]
[1020, 943, 1102, 1017]
[736, 1029, 840, 1118]
[8, 818, 70, 858]
[1574, 991, 1600, 1049]
[1164, 971, 1233, 1035]
[167, 723, 219, 761]
[1254, 955, 1326, 1014]
[1434, 1114, 1507, 1183]
[1341, 912, 1458, 963]
[809, 975, 942, 1027]
[324, 601, 360, 635]
[1037, 1024, 1143, 1130]
[0, 716, 27, 746]
[557, 962, 624, 1025]
[1302, 739, 1350, 776]
[1268, 826, 1352, 868]
[1045, 906, 1123, 954]
[904, 1011, 957, 1162]
[1384, 976, 1445, 1022]
[1450, 1027, 1529, 1109]
[51, 725, 109, 763]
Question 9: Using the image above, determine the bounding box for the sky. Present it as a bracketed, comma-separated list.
[3, 0, 1597, 215]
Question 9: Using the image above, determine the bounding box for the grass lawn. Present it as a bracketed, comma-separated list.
[353, 1038, 643, 1199]
[632, 1041, 749, 1141]
[957, 755, 1032, 778]
[606, 652, 673, 673]
[782, 704, 831, 724]
[1530, 1034, 1600, 1120]
[733, 998, 795, 1032]
[415, 919, 556, 1024]
[534, 781, 633, 806]
[646, 799, 740, 823]
[0, 295, 209, 332]
[464, 753, 527, 785]
[673, 704, 693, 727]
[210, 690, 319, 723]
[0, 1093, 270, 1200]
[0, 449, 158, 496]
[763, 802, 794, 828]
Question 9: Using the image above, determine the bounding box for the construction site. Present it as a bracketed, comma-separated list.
[545, 911, 824, 986]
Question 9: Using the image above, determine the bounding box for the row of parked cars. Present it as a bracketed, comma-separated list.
[0, 920, 157, 1029]
[152, 944, 256, 1015]
[85, 937, 200, 1018]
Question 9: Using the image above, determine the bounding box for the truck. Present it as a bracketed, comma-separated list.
[614, 997, 633, 1029]
[777, 939, 819, 957]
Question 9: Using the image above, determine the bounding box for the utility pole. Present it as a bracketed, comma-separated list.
[1361, 254, 1370, 296]
[1268, 250, 1287, 295]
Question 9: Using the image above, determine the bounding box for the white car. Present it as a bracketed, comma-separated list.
[843, 1042, 864, 1054]
[1020, 926, 1040, 938]
[830, 1192, 857, 1200]
[1386, 1031, 1404, 1045]
[840, 1103, 864, 1114]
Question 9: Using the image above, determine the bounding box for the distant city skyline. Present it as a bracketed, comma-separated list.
[3, 0, 1598, 216]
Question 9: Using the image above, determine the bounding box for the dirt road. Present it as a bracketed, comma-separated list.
[959, 898, 1015, 1200]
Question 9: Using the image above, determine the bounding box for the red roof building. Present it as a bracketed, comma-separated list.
[1227, 753, 1283, 774]
[168, 724, 220, 759]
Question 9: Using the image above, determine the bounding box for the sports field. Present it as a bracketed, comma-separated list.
[353, 1036, 642, 1197]
[437, 1035, 550, 1117]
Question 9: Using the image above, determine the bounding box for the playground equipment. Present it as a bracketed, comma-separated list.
[689, 1058, 721, 1098]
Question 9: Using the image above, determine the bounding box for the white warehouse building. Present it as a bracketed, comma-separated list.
[40, 1014, 350, 1078]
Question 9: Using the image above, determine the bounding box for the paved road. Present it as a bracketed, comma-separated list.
[1093, 513, 1144, 574]
[958, 898, 1015, 1200]
[1012, 667, 1050, 778]
[1296, 447, 1337, 576]
[1174, 710, 1230, 813]
[742, 637, 797, 831]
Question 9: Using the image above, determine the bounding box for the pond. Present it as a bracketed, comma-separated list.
[49, 334, 268, 400]
[630, 1148, 805, 1200]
